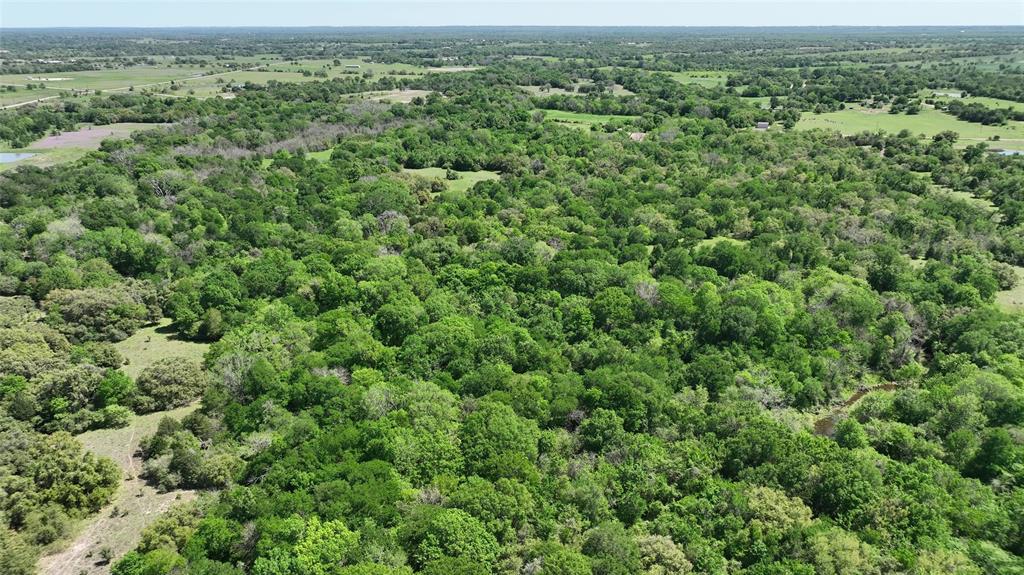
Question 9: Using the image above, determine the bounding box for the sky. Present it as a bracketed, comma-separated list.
[1, 0, 1022, 28]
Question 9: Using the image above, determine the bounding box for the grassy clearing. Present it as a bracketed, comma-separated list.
[796, 103, 1024, 145]
[695, 236, 749, 249]
[33, 123, 167, 149]
[996, 265, 1024, 313]
[919, 89, 1024, 113]
[0, 66, 211, 92]
[39, 405, 199, 575]
[0, 86, 65, 107]
[113, 318, 209, 380]
[0, 147, 89, 172]
[931, 185, 998, 213]
[665, 70, 730, 88]
[543, 109, 638, 126]
[403, 167, 501, 193]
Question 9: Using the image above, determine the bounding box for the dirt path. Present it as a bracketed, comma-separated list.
[37, 406, 198, 575]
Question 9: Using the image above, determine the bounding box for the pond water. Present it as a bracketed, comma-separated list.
[0, 152, 36, 163]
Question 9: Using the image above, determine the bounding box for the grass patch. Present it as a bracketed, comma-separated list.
[996, 265, 1024, 313]
[664, 70, 730, 88]
[0, 86, 65, 107]
[0, 147, 90, 172]
[348, 88, 433, 104]
[403, 167, 500, 193]
[796, 103, 1024, 145]
[0, 66, 211, 92]
[695, 236, 749, 249]
[114, 318, 209, 380]
[39, 405, 200, 575]
[922, 91, 1024, 112]
[931, 185, 998, 214]
[543, 109, 638, 126]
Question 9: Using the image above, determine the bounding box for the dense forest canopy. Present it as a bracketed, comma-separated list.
[0, 26, 1023, 575]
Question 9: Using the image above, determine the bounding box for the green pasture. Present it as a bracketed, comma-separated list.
[114, 318, 209, 380]
[796, 103, 1024, 145]
[403, 167, 501, 193]
[665, 70, 731, 88]
[543, 109, 638, 126]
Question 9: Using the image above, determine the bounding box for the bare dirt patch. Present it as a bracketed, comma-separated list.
[32, 123, 171, 150]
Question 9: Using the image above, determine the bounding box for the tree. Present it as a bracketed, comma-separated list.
[294, 517, 360, 575]
[582, 522, 642, 575]
[399, 507, 500, 569]
[133, 358, 208, 413]
[460, 401, 540, 480]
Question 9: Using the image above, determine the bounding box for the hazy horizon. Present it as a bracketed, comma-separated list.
[3, 1, 1022, 28]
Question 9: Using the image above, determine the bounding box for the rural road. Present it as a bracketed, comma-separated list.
[1, 95, 61, 109]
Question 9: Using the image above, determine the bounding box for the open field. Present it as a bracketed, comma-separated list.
[403, 167, 501, 193]
[0, 86, 65, 107]
[0, 147, 89, 171]
[927, 94, 1024, 113]
[665, 70, 731, 88]
[114, 318, 210, 380]
[543, 109, 638, 126]
[2, 57, 464, 103]
[996, 265, 1024, 313]
[0, 66, 213, 92]
[0, 123, 169, 171]
[796, 103, 1024, 145]
[38, 405, 199, 575]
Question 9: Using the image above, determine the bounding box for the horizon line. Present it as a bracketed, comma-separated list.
[4, 24, 1023, 29]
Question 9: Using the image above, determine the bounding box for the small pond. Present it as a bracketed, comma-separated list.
[0, 152, 36, 163]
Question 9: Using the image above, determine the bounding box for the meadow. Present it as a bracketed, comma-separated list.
[996, 265, 1024, 312]
[664, 70, 731, 88]
[543, 109, 638, 126]
[926, 93, 1024, 113]
[113, 318, 210, 380]
[796, 103, 1024, 146]
[1, 57, 467, 104]
[403, 167, 501, 193]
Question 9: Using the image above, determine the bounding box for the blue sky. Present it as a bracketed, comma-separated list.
[2, 1, 1022, 28]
